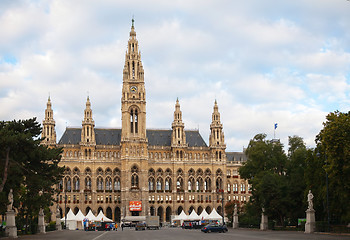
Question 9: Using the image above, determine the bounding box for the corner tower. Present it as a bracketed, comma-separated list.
[209, 100, 226, 161]
[41, 96, 56, 146]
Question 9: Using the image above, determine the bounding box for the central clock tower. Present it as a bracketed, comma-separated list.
[120, 19, 149, 217]
[121, 18, 146, 141]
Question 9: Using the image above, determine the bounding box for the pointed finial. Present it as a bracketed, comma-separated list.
[48, 93, 51, 101]
[215, 99, 217, 105]
[132, 17, 134, 28]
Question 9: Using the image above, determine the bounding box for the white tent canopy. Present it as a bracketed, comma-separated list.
[75, 210, 85, 221]
[172, 210, 188, 225]
[207, 208, 223, 223]
[96, 210, 113, 222]
[199, 209, 209, 220]
[85, 209, 99, 222]
[60, 209, 77, 230]
[75, 209, 86, 230]
[188, 209, 200, 221]
[60, 208, 75, 221]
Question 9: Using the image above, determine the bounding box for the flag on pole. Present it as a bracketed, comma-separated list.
[274, 123, 278, 129]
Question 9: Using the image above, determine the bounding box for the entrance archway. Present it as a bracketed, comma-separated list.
[157, 206, 163, 222]
[106, 207, 112, 220]
[188, 206, 194, 214]
[177, 206, 183, 215]
[86, 206, 91, 215]
[114, 207, 121, 222]
[74, 207, 79, 215]
[150, 206, 155, 216]
[205, 206, 211, 214]
[98, 206, 103, 215]
[166, 207, 172, 222]
[197, 206, 203, 215]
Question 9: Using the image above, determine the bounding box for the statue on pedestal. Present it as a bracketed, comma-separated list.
[307, 190, 314, 210]
[7, 189, 13, 211]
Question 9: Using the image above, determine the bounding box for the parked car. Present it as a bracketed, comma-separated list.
[201, 224, 228, 233]
[135, 222, 146, 231]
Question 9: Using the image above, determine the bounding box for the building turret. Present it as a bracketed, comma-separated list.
[80, 96, 96, 146]
[209, 100, 226, 160]
[41, 96, 56, 146]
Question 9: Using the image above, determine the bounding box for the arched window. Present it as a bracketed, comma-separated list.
[65, 177, 71, 192]
[85, 177, 91, 190]
[156, 178, 163, 191]
[73, 176, 80, 191]
[165, 178, 171, 191]
[176, 178, 183, 191]
[97, 176, 104, 191]
[114, 177, 120, 191]
[130, 108, 139, 134]
[205, 178, 211, 191]
[105, 177, 112, 191]
[216, 178, 222, 190]
[148, 177, 155, 191]
[131, 165, 139, 188]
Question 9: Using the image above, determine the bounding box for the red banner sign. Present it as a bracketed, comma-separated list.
[129, 201, 142, 211]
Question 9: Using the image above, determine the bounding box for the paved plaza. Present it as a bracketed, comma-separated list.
[11, 227, 350, 240]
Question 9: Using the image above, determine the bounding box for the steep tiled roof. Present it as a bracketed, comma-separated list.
[58, 128, 207, 147]
[226, 152, 247, 163]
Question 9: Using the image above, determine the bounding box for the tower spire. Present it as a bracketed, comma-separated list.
[209, 100, 226, 161]
[81, 96, 95, 146]
[121, 20, 147, 141]
[41, 96, 56, 146]
[171, 99, 186, 146]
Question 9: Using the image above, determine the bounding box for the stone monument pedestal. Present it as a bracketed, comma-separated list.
[56, 217, 62, 231]
[5, 210, 17, 238]
[305, 209, 315, 233]
[260, 212, 268, 231]
[38, 210, 46, 234]
[232, 213, 239, 229]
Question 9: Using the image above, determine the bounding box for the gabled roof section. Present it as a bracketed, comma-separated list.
[58, 128, 122, 145]
[226, 151, 247, 163]
[58, 128, 208, 147]
[146, 129, 207, 147]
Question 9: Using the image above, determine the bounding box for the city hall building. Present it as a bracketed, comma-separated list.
[42, 21, 249, 223]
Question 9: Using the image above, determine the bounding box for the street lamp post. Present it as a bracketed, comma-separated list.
[64, 191, 67, 229]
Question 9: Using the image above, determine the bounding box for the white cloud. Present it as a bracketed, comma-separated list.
[1, 0, 350, 152]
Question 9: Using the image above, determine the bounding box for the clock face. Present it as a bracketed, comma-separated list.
[130, 86, 137, 93]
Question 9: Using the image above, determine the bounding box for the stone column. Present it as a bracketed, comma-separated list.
[305, 209, 316, 233]
[38, 208, 46, 234]
[5, 210, 17, 238]
[260, 208, 268, 231]
[232, 204, 239, 229]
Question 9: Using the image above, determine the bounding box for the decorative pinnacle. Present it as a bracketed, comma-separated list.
[132, 17, 134, 28]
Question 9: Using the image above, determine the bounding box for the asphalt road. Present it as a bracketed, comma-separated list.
[11, 227, 350, 240]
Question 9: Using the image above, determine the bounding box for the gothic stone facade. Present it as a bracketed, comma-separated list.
[42, 21, 250, 223]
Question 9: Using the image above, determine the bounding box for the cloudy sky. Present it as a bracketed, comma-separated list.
[1, 0, 350, 152]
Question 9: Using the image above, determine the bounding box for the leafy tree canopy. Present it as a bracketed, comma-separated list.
[0, 118, 64, 231]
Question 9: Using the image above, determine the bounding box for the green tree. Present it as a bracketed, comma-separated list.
[239, 133, 288, 226]
[315, 111, 350, 224]
[240, 134, 313, 227]
[0, 118, 64, 233]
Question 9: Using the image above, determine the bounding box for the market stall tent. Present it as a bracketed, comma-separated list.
[96, 210, 113, 222]
[60, 209, 77, 230]
[207, 208, 223, 224]
[75, 209, 86, 229]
